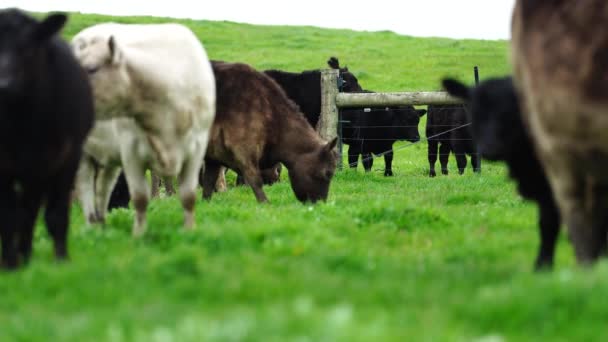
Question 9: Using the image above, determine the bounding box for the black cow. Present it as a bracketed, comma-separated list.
[426, 104, 480, 176]
[108, 173, 130, 210]
[329, 59, 426, 176]
[0, 10, 94, 269]
[443, 76, 560, 270]
[264, 57, 363, 128]
[342, 99, 426, 176]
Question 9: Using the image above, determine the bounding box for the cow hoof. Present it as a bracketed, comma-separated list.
[384, 171, 393, 177]
[534, 259, 553, 272]
[0, 257, 20, 270]
[87, 214, 105, 226]
[441, 169, 448, 175]
[429, 170, 436, 177]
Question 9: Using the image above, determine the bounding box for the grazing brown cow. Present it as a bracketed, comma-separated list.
[200, 62, 338, 203]
[511, 1, 608, 264]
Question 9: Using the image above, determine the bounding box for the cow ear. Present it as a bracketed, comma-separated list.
[33, 13, 67, 42]
[442, 78, 471, 101]
[417, 109, 427, 117]
[324, 137, 338, 152]
[327, 57, 340, 69]
[108, 36, 120, 64]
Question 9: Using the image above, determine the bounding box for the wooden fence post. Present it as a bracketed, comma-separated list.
[319, 69, 341, 168]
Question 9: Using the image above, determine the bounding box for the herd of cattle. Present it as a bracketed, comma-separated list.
[1, 2, 607, 272]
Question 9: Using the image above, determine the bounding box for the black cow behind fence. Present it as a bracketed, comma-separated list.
[426, 104, 480, 177]
[264, 57, 363, 128]
[341, 97, 426, 176]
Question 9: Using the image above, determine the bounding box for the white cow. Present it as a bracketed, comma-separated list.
[72, 23, 216, 236]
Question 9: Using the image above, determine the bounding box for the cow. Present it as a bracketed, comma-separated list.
[200, 62, 338, 203]
[511, 1, 608, 265]
[443, 76, 560, 270]
[263, 57, 363, 128]
[341, 100, 426, 176]
[72, 22, 216, 237]
[426, 104, 480, 177]
[328, 58, 426, 176]
[0, 10, 94, 269]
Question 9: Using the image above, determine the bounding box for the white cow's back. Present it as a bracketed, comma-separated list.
[73, 22, 215, 131]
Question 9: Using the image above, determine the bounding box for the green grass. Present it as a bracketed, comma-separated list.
[2, 12, 605, 342]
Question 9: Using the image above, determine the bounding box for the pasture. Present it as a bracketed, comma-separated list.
[2, 12, 606, 341]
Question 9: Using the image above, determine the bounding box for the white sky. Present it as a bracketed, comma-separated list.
[3, 0, 515, 40]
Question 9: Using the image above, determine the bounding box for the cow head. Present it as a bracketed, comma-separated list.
[392, 106, 427, 143]
[288, 138, 338, 203]
[72, 27, 131, 119]
[442, 77, 523, 160]
[0, 10, 67, 97]
[327, 56, 363, 92]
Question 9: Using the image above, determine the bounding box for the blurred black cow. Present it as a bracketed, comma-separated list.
[0, 10, 94, 269]
[443, 76, 560, 270]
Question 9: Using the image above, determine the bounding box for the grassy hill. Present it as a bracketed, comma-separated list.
[59, 13, 511, 91]
[2, 12, 605, 342]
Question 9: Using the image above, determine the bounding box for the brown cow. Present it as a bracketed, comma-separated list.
[511, 1, 608, 264]
[200, 62, 338, 203]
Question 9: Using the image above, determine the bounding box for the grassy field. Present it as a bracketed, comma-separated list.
[2, 12, 607, 342]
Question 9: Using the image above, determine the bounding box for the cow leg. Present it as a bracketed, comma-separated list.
[75, 156, 99, 224]
[242, 167, 268, 203]
[547, 163, 608, 265]
[95, 166, 122, 224]
[216, 167, 228, 191]
[236, 171, 246, 186]
[17, 186, 44, 264]
[439, 142, 450, 175]
[201, 159, 221, 201]
[383, 150, 394, 176]
[347, 144, 359, 170]
[471, 151, 482, 173]
[150, 172, 160, 198]
[178, 155, 204, 229]
[428, 140, 438, 177]
[163, 177, 176, 196]
[534, 200, 561, 270]
[230, 149, 268, 202]
[45, 190, 71, 261]
[568, 182, 608, 265]
[0, 182, 18, 269]
[362, 153, 373, 172]
[452, 142, 468, 175]
[45, 154, 81, 261]
[122, 154, 150, 237]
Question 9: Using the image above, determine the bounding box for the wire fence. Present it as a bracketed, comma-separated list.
[340, 104, 479, 171]
[346, 121, 474, 168]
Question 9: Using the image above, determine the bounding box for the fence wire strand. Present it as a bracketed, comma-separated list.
[346, 122, 473, 168]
